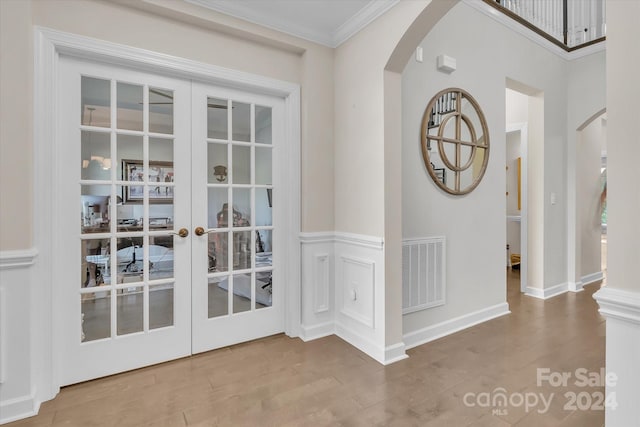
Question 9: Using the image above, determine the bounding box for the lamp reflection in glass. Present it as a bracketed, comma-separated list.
[213, 165, 228, 182]
[83, 156, 112, 170]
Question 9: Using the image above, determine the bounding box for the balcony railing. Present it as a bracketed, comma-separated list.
[484, 0, 606, 51]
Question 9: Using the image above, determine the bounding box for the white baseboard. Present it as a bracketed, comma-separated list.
[581, 271, 604, 286]
[525, 282, 568, 299]
[383, 342, 409, 365]
[299, 322, 335, 342]
[403, 302, 511, 350]
[568, 281, 584, 292]
[335, 323, 386, 364]
[0, 392, 39, 424]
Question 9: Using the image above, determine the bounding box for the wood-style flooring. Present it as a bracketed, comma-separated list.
[8, 270, 605, 426]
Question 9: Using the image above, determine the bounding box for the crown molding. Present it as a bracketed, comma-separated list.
[185, 0, 333, 46]
[185, 0, 398, 48]
[333, 0, 399, 47]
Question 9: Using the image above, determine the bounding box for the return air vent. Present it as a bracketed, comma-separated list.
[402, 237, 446, 314]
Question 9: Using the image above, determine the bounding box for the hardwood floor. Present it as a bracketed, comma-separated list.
[9, 270, 605, 426]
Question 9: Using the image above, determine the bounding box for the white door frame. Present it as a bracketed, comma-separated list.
[33, 27, 301, 402]
[506, 122, 528, 293]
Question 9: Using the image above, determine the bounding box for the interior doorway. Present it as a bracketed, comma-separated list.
[506, 125, 527, 292]
[576, 111, 607, 286]
[505, 87, 531, 293]
[55, 55, 286, 386]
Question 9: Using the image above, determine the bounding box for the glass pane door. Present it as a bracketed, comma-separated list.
[79, 77, 178, 341]
[58, 57, 191, 386]
[192, 84, 283, 353]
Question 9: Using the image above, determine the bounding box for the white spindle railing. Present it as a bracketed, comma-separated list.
[495, 0, 606, 48]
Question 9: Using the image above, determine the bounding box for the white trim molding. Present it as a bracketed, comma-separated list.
[568, 281, 584, 293]
[335, 231, 384, 250]
[0, 251, 39, 423]
[300, 231, 404, 365]
[403, 302, 510, 350]
[581, 271, 604, 287]
[594, 286, 640, 325]
[0, 248, 38, 270]
[383, 342, 409, 365]
[185, 0, 399, 48]
[0, 391, 39, 425]
[525, 282, 568, 299]
[333, 0, 400, 47]
[593, 286, 640, 426]
[299, 321, 335, 342]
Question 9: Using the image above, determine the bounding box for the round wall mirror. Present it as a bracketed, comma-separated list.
[420, 88, 490, 195]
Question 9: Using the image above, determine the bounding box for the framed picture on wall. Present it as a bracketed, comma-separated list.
[122, 160, 174, 203]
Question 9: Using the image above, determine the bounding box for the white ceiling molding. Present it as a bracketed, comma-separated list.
[333, 0, 399, 47]
[463, 0, 605, 61]
[184, 0, 399, 48]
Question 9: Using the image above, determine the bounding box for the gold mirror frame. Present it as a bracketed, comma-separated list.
[420, 88, 490, 195]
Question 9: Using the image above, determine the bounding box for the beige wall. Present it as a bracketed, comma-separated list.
[577, 115, 605, 277]
[0, 0, 336, 251]
[333, 0, 446, 346]
[0, 0, 33, 250]
[566, 50, 606, 286]
[333, 0, 430, 236]
[606, 0, 640, 292]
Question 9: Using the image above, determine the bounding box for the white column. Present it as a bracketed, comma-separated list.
[594, 1, 640, 425]
[593, 288, 640, 426]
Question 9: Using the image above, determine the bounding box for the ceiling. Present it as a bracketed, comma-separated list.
[184, 0, 399, 48]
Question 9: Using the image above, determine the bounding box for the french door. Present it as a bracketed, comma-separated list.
[190, 83, 283, 353]
[57, 57, 284, 385]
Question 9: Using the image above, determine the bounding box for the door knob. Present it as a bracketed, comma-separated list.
[170, 228, 189, 238]
[194, 226, 212, 236]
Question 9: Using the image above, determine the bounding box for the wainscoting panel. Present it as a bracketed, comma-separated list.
[300, 232, 399, 364]
[300, 234, 335, 341]
[334, 233, 387, 363]
[313, 254, 330, 314]
[339, 255, 375, 328]
[0, 248, 39, 424]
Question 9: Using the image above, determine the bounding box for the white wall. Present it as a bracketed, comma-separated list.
[333, 0, 442, 352]
[566, 49, 606, 288]
[595, 3, 640, 425]
[604, 1, 639, 295]
[334, 0, 432, 237]
[401, 1, 576, 333]
[577, 115, 605, 279]
[0, 0, 33, 250]
[506, 87, 529, 124]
